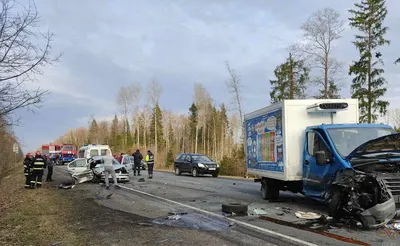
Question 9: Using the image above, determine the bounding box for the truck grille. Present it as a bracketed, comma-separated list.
[379, 175, 400, 205]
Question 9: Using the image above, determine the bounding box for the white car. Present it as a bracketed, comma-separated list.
[67, 157, 130, 183]
[120, 154, 146, 170]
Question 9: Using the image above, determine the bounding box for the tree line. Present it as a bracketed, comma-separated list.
[53, 79, 246, 176]
[270, 1, 399, 123]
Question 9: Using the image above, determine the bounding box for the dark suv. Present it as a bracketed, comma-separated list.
[174, 153, 219, 177]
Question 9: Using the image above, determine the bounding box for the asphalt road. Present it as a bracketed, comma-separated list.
[55, 166, 398, 246]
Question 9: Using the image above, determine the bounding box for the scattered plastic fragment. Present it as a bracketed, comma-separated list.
[295, 211, 322, 220]
[252, 208, 268, 215]
[168, 215, 181, 220]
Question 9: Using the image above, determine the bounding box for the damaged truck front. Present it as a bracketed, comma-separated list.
[245, 99, 400, 229]
[329, 133, 400, 228]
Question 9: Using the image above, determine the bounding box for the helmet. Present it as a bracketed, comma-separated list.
[35, 151, 41, 156]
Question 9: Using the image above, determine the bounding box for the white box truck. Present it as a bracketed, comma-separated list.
[244, 99, 400, 228]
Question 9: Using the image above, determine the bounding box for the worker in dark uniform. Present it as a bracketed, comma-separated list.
[132, 149, 143, 176]
[23, 153, 32, 188]
[145, 150, 154, 179]
[30, 151, 47, 188]
[46, 155, 55, 182]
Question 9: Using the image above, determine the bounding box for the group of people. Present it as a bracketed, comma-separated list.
[23, 151, 55, 189]
[103, 149, 155, 190]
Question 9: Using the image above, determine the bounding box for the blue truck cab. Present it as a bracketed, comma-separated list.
[245, 99, 400, 228]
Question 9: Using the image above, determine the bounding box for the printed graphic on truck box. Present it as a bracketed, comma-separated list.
[246, 109, 284, 172]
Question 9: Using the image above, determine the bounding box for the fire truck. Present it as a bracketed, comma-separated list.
[60, 144, 76, 164]
[41, 144, 62, 164]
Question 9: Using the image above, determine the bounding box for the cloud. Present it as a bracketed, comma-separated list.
[12, 0, 400, 153]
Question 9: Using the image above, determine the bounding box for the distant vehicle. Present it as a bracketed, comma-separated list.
[66, 156, 129, 183]
[60, 144, 76, 164]
[120, 154, 146, 170]
[174, 153, 219, 177]
[42, 144, 62, 164]
[77, 144, 112, 159]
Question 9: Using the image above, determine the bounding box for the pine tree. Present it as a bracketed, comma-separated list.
[188, 103, 198, 151]
[149, 103, 164, 149]
[87, 118, 98, 144]
[315, 81, 340, 99]
[348, 0, 390, 123]
[270, 53, 309, 103]
[110, 115, 121, 152]
[126, 119, 133, 150]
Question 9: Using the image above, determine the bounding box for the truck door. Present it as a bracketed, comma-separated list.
[302, 130, 335, 201]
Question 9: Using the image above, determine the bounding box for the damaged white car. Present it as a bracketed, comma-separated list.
[67, 156, 130, 184]
[328, 133, 400, 228]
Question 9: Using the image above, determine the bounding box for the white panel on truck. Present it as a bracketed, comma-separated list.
[245, 99, 359, 182]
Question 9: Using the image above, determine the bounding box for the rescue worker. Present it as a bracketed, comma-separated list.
[23, 153, 32, 188]
[30, 151, 47, 188]
[145, 150, 154, 179]
[132, 149, 143, 176]
[46, 155, 55, 182]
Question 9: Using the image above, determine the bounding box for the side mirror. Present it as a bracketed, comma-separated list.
[315, 151, 328, 165]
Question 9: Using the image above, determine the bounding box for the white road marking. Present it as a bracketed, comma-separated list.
[119, 185, 318, 246]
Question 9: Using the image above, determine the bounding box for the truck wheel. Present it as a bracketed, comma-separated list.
[329, 192, 343, 219]
[222, 203, 248, 214]
[261, 179, 279, 200]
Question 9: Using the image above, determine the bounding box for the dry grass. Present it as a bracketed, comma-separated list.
[0, 166, 84, 246]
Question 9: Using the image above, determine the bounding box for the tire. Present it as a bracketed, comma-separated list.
[329, 192, 343, 219]
[175, 166, 181, 176]
[261, 179, 279, 200]
[212, 173, 218, 178]
[192, 167, 198, 177]
[222, 203, 248, 214]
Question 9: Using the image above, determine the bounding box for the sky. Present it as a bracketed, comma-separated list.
[11, 0, 400, 152]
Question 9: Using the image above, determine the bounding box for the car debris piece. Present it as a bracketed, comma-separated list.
[167, 215, 181, 220]
[168, 211, 188, 216]
[58, 182, 75, 189]
[276, 212, 284, 216]
[252, 208, 268, 215]
[295, 212, 322, 220]
[105, 193, 113, 199]
[71, 169, 94, 184]
[222, 203, 248, 214]
[138, 178, 145, 182]
[138, 222, 152, 226]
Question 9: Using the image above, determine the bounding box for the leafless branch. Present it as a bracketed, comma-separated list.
[0, 0, 61, 125]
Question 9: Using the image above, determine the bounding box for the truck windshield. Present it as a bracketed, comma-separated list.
[327, 127, 395, 157]
[62, 145, 75, 151]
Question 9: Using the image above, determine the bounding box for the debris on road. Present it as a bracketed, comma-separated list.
[222, 212, 236, 217]
[138, 178, 145, 182]
[252, 208, 268, 215]
[385, 220, 400, 231]
[58, 182, 75, 189]
[138, 222, 152, 227]
[153, 212, 231, 232]
[221, 203, 248, 214]
[295, 211, 322, 220]
[168, 215, 181, 220]
[276, 212, 284, 216]
[105, 193, 113, 199]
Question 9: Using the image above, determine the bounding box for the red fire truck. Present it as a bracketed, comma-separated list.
[42, 144, 76, 165]
[60, 144, 77, 164]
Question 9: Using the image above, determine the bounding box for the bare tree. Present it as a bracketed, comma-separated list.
[147, 77, 162, 156]
[131, 82, 142, 147]
[296, 8, 345, 99]
[389, 108, 400, 129]
[117, 86, 134, 149]
[225, 61, 244, 141]
[0, 0, 61, 126]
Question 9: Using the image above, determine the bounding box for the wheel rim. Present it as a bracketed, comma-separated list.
[193, 168, 197, 176]
[175, 167, 179, 174]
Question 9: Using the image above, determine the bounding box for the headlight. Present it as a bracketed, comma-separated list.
[216, 164, 219, 168]
[198, 163, 205, 168]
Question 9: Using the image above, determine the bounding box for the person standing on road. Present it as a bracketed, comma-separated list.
[23, 153, 33, 189]
[103, 150, 120, 190]
[46, 155, 55, 182]
[30, 151, 47, 188]
[145, 150, 154, 179]
[132, 149, 143, 176]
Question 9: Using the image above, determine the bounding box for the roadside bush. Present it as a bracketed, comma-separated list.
[219, 144, 246, 177]
[165, 149, 174, 168]
[0, 119, 23, 178]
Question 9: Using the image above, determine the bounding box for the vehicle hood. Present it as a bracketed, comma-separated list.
[198, 161, 217, 165]
[346, 133, 400, 160]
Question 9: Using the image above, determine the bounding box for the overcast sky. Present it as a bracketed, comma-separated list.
[13, 0, 400, 152]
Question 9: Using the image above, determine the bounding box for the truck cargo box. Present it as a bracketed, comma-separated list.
[244, 99, 359, 181]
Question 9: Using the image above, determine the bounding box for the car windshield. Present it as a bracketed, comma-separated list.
[192, 155, 212, 162]
[327, 127, 395, 157]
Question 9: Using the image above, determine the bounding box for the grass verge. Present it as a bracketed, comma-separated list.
[0, 166, 84, 246]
